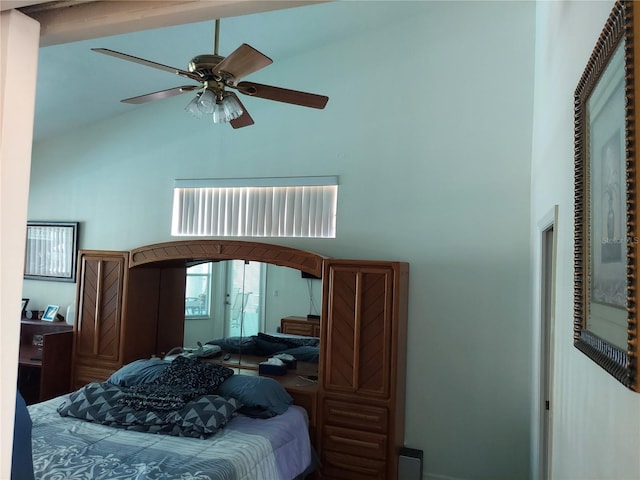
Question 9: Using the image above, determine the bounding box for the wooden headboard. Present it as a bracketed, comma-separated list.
[129, 239, 326, 277]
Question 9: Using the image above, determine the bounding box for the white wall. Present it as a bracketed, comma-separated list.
[23, 2, 535, 479]
[0, 9, 39, 479]
[531, 1, 640, 479]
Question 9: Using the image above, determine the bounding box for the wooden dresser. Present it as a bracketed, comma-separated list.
[281, 315, 321, 337]
[18, 319, 73, 404]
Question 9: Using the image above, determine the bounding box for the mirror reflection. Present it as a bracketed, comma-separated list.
[183, 260, 322, 346]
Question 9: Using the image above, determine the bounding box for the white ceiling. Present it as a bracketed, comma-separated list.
[30, 1, 421, 143]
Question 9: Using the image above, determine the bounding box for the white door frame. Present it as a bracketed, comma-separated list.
[536, 205, 558, 480]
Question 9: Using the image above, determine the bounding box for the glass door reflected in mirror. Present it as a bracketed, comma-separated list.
[182, 260, 322, 346]
[224, 260, 265, 337]
[185, 262, 212, 318]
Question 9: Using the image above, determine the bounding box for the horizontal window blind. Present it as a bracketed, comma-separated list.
[172, 177, 338, 238]
[24, 225, 74, 278]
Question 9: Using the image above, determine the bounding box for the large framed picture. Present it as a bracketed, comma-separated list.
[574, 1, 639, 391]
[24, 221, 79, 283]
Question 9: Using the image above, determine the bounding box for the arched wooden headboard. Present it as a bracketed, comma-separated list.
[129, 240, 327, 278]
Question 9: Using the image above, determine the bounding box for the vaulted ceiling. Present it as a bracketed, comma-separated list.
[7, 0, 420, 143]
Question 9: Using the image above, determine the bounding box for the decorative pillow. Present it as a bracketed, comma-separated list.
[58, 382, 241, 438]
[280, 346, 319, 363]
[253, 336, 289, 355]
[168, 394, 241, 436]
[107, 358, 170, 387]
[58, 382, 125, 420]
[154, 356, 234, 391]
[117, 356, 235, 411]
[215, 374, 292, 415]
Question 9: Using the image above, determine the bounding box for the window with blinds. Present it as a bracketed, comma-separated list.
[171, 176, 338, 238]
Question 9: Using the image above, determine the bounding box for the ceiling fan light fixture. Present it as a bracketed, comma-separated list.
[196, 88, 216, 114]
[93, 25, 328, 129]
[184, 93, 204, 118]
[212, 93, 243, 124]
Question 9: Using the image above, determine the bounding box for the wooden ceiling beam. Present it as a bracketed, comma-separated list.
[18, 0, 328, 47]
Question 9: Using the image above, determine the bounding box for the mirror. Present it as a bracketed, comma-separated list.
[183, 261, 322, 345]
[129, 239, 326, 366]
[574, 0, 639, 391]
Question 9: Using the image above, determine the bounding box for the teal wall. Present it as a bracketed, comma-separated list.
[24, 2, 535, 479]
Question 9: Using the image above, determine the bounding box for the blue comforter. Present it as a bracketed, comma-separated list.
[29, 394, 313, 480]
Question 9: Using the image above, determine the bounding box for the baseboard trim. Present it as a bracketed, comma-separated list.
[425, 473, 469, 480]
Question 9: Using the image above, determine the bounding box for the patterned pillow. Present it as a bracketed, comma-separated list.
[118, 356, 235, 411]
[155, 356, 234, 391]
[58, 382, 241, 438]
[168, 394, 241, 436]
[58, 382, 125, 421]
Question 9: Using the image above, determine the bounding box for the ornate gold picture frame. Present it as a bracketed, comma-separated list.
[574, 1, 639, 391]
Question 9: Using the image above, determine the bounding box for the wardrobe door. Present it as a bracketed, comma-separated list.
[72, 251, 128, 389]
[323, 264, 393, 397]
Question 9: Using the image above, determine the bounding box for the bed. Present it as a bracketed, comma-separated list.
[206, 332, 320, 363]
[27, 357, 316, 480]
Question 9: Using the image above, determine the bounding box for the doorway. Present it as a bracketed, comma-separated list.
[224, 260, 265, 337]
[539, 206, 558, 479]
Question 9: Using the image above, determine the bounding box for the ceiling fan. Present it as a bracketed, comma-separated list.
[92, 19, 329, 128]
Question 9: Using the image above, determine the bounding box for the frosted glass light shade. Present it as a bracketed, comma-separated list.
[185, 90, 242, 123]
[212, 94, 243, 123]
[196, 89, 216, 114]
[185, 94, 203, 118]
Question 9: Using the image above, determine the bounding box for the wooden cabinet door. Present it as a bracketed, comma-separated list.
[74, 251, 127, 363]
[322, 262, 394, 398]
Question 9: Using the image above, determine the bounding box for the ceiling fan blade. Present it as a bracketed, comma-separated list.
[92, 48, 202, 82]
[214, 44, 272, 85]
[235, 81, 328, 109]
[122, 85, 201, 104]
[228, 92, 254, 129]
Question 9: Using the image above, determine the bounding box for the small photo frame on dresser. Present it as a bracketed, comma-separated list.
[41, 305, 59, 322]
[21, 298, 29, 316]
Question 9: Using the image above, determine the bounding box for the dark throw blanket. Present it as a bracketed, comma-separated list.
[119, 355, 234, 411]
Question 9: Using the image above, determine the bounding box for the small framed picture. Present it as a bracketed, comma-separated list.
[21, 298, 29, 316]
[41, 305, 60, 322]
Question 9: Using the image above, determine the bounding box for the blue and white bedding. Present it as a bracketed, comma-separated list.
[29, 394, 313, 480]
[206, 333, 319, 363]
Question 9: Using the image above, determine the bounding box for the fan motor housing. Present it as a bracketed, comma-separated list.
[188, 54, 225, 78]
